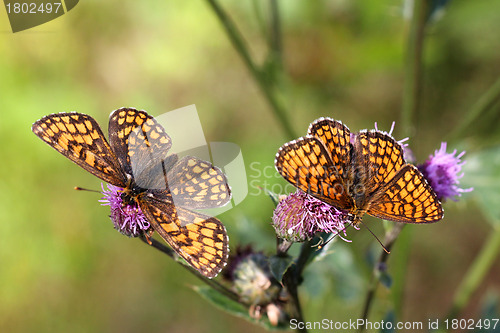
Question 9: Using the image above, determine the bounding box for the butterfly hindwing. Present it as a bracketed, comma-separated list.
[367, 164, 444, 223]
[139, 195, 229, 278]
[167, 156, 231, 210]
[353, 131, 406, 198]
[31, 112, 126, 186]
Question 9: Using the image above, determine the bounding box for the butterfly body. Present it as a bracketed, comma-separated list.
[275, 118, 443, 226]
[32, 108, 230, 278]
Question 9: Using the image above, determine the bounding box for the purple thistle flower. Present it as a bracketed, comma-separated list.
[272, 190, 350, 242]
[418, 142, 473, 201]
[99, 183, 150, 237]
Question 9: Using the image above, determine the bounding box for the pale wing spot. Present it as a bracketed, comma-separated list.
[150, 131, 160, 140]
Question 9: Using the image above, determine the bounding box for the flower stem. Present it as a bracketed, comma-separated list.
[358, 223, 405, 333]
[401, 0, 428, 138]
[446, 226, 500, 320]
[139, 235, 240, 303]
[269, 0, 283, 70]
[205, 0, 296, 139]
[449, 76, 500, 140]
[281, 239, 314, 333]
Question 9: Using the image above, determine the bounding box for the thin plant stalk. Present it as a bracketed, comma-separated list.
[358, 223, 405, 333]
[139, 235, 241, 304]
[205, 0, 296, 140]
[449, 76, 500, 141]
[446, 226, 500, 320]
[269, 0, 283, 70]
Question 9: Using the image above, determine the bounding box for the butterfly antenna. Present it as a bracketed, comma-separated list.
[359, 220, 390, 254]
[312, 221, 353, 249]
[74, 186, 100, 193]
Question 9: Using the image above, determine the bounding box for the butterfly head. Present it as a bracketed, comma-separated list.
[347, 207, 366, 227]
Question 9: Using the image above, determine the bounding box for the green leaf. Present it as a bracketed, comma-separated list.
[269, 254, 294, 283]
[461, 145, 500, 226]
[193, 286, 287, 330]
[193, 285, 248, 317]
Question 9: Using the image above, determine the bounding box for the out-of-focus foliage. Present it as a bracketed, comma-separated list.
[1, 1, 499, 332]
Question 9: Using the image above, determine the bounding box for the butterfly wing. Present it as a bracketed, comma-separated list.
[352, 131, 406, 199]
[32, 112, 126, 186]
[308, 118, 352, 180]
[108, 108, 176, 188]
[367, 164, 444, 223]
[275, 136, 354, 210]
[167, 156, 231, 210]
[139, 195, 229, 278]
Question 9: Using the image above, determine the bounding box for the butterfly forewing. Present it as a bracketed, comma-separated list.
[367, 164, 443, 223]
[32, 113, 126, 186]
[353, 131, 406, 197]
[308, 118, 352, 179]
[139, 196, 229, 278]
[108, 108, 174, 187]
[275, 136, 354, 209]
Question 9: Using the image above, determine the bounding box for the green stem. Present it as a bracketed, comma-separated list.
[401, 0, 428, 138]
[449, 76, 500, 140]
[205, 0, 296, 139]
[447, 226, 500, 320]
[358, 223, 406, 333]
[140, 235, 241, 303]
[281, 239, 314, 333]
[390, 224, 411, 319]
[269, 0, 283, 70]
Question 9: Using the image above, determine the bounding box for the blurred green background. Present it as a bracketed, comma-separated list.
[1, 1, 499, 332]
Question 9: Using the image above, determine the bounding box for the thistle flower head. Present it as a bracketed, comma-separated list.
[231, 252, 281, 306]
[272, 190, 350, 242]
[418, 142, 473, 201]
[99, 183, 150, 237]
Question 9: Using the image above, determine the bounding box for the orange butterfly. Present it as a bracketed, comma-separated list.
[275, 118, 443, 226]
[32, 108, 230, 278]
